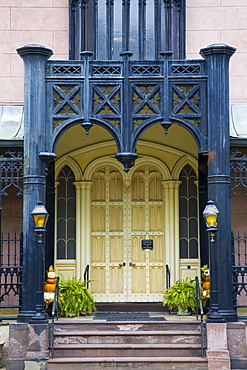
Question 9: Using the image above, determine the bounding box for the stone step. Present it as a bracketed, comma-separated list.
[47, 356, 208, 370]
[53, 343, 202, 358]
[54, 330, 201, 345]
[53, 320, 201, 333]
[50, 320, 207, 369]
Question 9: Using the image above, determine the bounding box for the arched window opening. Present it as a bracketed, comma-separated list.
[56, 165, 76, 259]
[69, 0, 185, 60]
[179, 164, 198, 259]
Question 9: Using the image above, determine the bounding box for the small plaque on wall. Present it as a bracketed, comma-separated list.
[142, 239, 153, 249]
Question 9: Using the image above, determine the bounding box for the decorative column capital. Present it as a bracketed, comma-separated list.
[162, 180, 182, 189]
[200, 43, 236, 59]
[73, 181, 92, 191]
[17, 44, 53, 60]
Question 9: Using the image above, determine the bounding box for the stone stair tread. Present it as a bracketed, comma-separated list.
[55, 320, 200, 325]
[54, 330, 201, 336]
[48, 356, 207, 363]
[56, 319, 200, 322]
[53, 343, 201, 349]
[54, 320, 201, 325]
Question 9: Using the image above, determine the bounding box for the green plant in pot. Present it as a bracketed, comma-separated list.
[58, 275, 96, 317]
[163, 278, 197, 315]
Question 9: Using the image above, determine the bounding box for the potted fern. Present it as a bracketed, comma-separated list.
[163, 278, 197, 315]
[58, 275, 96, 317]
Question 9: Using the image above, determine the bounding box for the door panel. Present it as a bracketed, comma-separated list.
[91, 167, 127, 301]
[90, 165, 165, 302]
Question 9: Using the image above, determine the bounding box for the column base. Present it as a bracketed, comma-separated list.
[29, 305, 48, 324]
[218, 310, 238, 322]
[207, 309, 238, 323]
[17, 311, 36, 323]
[207, 309, 225, 323]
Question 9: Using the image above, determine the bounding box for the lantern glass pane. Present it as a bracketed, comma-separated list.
[205, 214, 217, 227]
[33, 214, 45, 228]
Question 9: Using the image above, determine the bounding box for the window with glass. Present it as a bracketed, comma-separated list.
[69, 0, 185, 60]
[56, 165, 76, 259]
[179, 164, 198, 259]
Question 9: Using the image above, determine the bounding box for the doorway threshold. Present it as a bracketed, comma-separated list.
[93, 311, 166, 321]
[95, 302, 168, 312]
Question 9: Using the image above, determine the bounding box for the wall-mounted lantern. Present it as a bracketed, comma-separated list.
[30, 201, 49, 323]
[203, 200, 219, 242]
[203, 200, 223, 322]
[31, 201, 49, 242]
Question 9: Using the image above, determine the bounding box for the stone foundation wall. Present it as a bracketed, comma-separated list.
[6, 322, 49, 370]
[0, 323, 9, 369]
[207, 321, 247, 370]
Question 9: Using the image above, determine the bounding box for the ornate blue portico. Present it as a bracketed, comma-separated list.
[4, 0, 234, 327]
[15, 41, 237, 323]
[49, 52, 208, 169]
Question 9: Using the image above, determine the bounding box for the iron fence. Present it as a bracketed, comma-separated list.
[232, 232, 247, 312]
[0, 232, 23, 318]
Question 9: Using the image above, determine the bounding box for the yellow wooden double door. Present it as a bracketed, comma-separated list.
[90, 164, 165, 302]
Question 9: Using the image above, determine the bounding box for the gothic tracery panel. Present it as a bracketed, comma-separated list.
[132, 84, 161, 127]
[53, 84, 82, 128]
[92, 84, 121, 127]
[172, 84, 201, 126]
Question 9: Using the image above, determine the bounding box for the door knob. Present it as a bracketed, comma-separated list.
[119, 262, 126, 267]
[129, 262, 136, 267]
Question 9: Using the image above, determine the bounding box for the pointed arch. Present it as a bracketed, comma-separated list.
[172, 154, 198, 179]
[55, 155, 83, 181]
[178, 163, 199, 260]
[130, 156, 171, 181]
[52, 118, 121, 155]
[84, 155, 129, 181]
[56, 164, 77, 260]
[169, 117, 207, 153]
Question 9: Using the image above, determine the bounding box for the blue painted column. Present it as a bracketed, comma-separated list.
[200, 44, 237, 322]
[16, 45, 53, 322]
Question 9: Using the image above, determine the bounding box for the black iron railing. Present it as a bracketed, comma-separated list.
[165, 264, 170, 290]
[84, 264, 90, 289]
[232, 232, 247, 318]
[165, 264, 171, 314]
[0, 232, 23, 321]
[195, 275, 206, 357]
[50, 276, 59, 359]
[195, 276, 204, 321]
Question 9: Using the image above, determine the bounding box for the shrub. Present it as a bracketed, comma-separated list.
[163, 278, 197, 313]
[58, 275, 96, 317]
